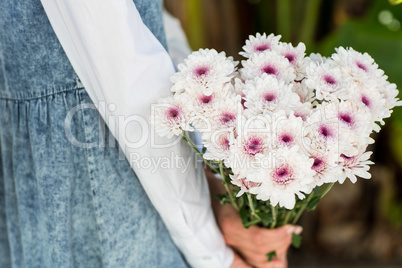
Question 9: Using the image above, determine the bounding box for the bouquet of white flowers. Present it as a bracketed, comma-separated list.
[151, 33, 401, 258]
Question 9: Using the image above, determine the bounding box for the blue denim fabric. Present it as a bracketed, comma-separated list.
[0, 1, 188, 267]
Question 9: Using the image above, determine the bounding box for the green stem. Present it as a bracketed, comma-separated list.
[181, 131, 219, 174]
[270, 206, 278, 229]
[219, 162, 239, 211]
[290, 183, 335, 225]
[243, 218, 262, 228]
[299, 0, 322, 47]
[283, 210, 292, 225]
[246, 193, 258, 218]
[320, 182, 335, 198]
[292, 192, 314, 225]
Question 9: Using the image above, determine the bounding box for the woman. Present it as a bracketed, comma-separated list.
[0, 0, 295, 267]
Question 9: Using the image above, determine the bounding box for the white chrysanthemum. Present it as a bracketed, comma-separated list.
[239, 33, 282, 58]
[350, 82, 389, 129]
[151, 96, 191, 138]
[207, 94, 243, 130]
[271, 112, 305, 149]
[308, 53, 328, 64]
[332, 47, 385, 83]
[230, 174, 261, 197]
[203, 130, 234, 161]
[276, 42, 308, 80]
[183, 83, 231, 118]
[233, 78, 247, 109]
[308, 150, 343, 186]
[305, 59, 350, 101]
[339, 145, 374, 184]
[291, 102, 313, 121]
[248, 146, 315, 209]
[303, 104, 358, 157]
[291, 81, 315, 103]
[243, 74, 301, 115]
[378, 80, 402, 110]
[226, 118, 270, 178]
[322, 100, 375, 146]
[240, 51, 296, 82]
[171, 49, 238, 95]
[182, 85, 242, 132]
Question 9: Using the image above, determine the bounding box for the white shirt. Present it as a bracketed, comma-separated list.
[39, 0, 233, 267]
[162, 9, 192, 67]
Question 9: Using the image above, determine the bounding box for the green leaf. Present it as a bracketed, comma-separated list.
[237, 194, 245, 208]
[256, 211, 274, 226]
[239, 206, 250, 227]
[292, 233, 302, 248]
[209, 164, 220, 174]
[266, 251, 277, 262]
[306, 196, 321, 211]
[202, 146, 207, 154]
[313, 186, 321, 194]
[215, 194, 229, 205]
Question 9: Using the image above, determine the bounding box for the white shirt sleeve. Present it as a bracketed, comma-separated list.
[39, 0, 234, 267]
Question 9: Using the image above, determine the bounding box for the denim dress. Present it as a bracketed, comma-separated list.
[0, 0, 189, 267]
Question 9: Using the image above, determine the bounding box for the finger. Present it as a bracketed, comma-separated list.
[252, 233, 292, 253]
[231, 253, 252, 268]
[230, 226, 292, 255]
[275, 249, 288, 262]
[258, 225, 302, 249]
[255, 225, 291, 243]
[253, 259, 286, 268]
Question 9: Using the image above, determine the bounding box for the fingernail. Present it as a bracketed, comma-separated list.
[273, 263, 283, 268]
[285, 226, 294, 235]
[294, 226, 303, 235]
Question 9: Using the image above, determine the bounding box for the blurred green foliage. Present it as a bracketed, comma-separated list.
[390, 0, 402, 6]
[318, 0, 402, 98]
[318, 1, 402, 137]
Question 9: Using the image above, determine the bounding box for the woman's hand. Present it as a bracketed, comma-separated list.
[231, 252, 252, 268]
[205, 169, 302, 268]
[220, 202, 301, 268]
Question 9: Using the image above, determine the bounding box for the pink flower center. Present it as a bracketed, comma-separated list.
[200, 95, 213, 104]
[241, 97, 246, 109]
[221, 112, 236, 125]
[338, 113, 354, 127]
[323, 75, 336, 85]
[263, 92, 276, 102]
[312, 157, 325, 172]
[262, 65, 277, 76]
[240, 178, 261, 190]
[244, 138, 264, 156]
[361, 95, 371, 107]
[319, 125, 333, 138]
[279, 134, 293, 145]
[220, 137, 230, 150]
[255, 44, 270, 52]
[341, 154, 356, 167]
[167, 107, 180, 119]
[356, 61, 368, 72]
[285, 53, 295, 63]
[273, 165, 293, 185]
[194, 66, 209, 77]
